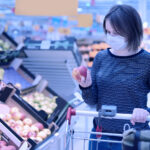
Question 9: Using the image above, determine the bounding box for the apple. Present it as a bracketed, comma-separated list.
[10, 107, 19, 114]
[21, 130, 28, 137]
[7, 145, 16, 150]
[14, 126, 22, 132]
[20, 113, 26, 120]
[23, 125, 30, 131]
[42, 129, 51, 135]
[50, 103, 57, 110]
[11, 113, 21, 121]
[23, 118, 32, 126]
[16, 120, 23, 127]
[78, 66, 87, 79]
[34, 123, 44, 131]
[0, 141, 7, 147]
[4, 114, 12, 121]
[15, 128, 22, 135]
[35, 137, 43, 142]
[27, 131, 37, 138]
[37, 131, 47, 139]
[30, 125, 39, 132]
[8, 119, 16, 128]
[46, 109, 53, 114]
[72, 68, 81, 81]
[0, 146, 8, 150]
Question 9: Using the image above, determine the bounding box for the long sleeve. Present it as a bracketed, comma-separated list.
[80, 53, 100, 105]
[80, 49, 150, 133]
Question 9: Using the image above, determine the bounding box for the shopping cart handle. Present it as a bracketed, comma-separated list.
[66, 107, 76, 125]
[75, 110, 150, 121]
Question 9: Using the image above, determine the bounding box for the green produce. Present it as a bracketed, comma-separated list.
[22, 92, 57, 115]
[0, 39, 12, 51]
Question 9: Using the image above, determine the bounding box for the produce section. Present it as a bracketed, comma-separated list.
[22, 92, 57, 115]
[0, 106, 51, 142]
[0, 85, 59, 150]
[0, 120, 28, 150]
[22, 39, 83, 107]
[0, 58, 69, 129]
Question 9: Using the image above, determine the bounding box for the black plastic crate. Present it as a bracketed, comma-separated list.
[0, 86, 58, 150]
[0, 32, 23, 65]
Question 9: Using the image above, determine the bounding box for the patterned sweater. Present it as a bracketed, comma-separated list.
[80, 48, 150, 133]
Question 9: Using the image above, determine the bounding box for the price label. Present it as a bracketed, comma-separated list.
[40, 40, 51, 49]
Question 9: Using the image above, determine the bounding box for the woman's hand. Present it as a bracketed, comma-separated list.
[131, 108, 149, 125]
[72, 67, 92, 88]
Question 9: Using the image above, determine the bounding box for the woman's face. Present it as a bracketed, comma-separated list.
[105, 19, 128, 51]
[105, 19, 118, 36]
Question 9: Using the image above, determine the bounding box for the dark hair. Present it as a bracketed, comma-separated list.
[103, 5, 143, 51]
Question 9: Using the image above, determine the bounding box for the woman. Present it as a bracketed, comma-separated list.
[72, 4, 150, 150]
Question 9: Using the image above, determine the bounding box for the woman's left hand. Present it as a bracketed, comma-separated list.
[131, 108, 149, 125]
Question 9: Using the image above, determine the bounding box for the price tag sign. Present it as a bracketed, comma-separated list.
[15, 0, 78, 16]
[40, 40, 51, 50]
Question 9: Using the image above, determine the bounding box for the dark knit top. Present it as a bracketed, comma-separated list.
[80, 48, 150, 133]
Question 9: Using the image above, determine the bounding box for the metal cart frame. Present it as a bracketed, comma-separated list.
[65, 106, 150, 150]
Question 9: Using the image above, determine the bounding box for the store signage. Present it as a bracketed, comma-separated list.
[68, 14, 93, 27]
[77, 14, 93, 27]
[15, 0, 78, 16]
[40, 40, 51, 49]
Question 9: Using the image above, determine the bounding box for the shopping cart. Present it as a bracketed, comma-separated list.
[65, 105, 150, 150]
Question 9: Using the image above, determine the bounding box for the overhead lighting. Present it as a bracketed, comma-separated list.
[143, 22, 148, 28]
[116, 0, 123, 4]
[86, 2, 90, 7]
[77, 8, 83, 12]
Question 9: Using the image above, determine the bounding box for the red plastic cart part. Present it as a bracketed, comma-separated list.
[66, 107, 76, 125]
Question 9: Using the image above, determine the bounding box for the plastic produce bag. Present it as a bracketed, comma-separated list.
[122, 129, 150, 150]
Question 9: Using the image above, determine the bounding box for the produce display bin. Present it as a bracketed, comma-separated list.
[0, 32, 23, 65]
[0, 117, 28, 150]
[1, 58, 42, 92]
[0, 85, 58, 150]
[20, 80, 70, 129]
[21, 43, 83, 105]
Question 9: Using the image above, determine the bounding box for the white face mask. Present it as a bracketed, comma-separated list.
[106, 34, 127, 50]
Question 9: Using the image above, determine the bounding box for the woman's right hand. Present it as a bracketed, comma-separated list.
[72, 67, 92, 88]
